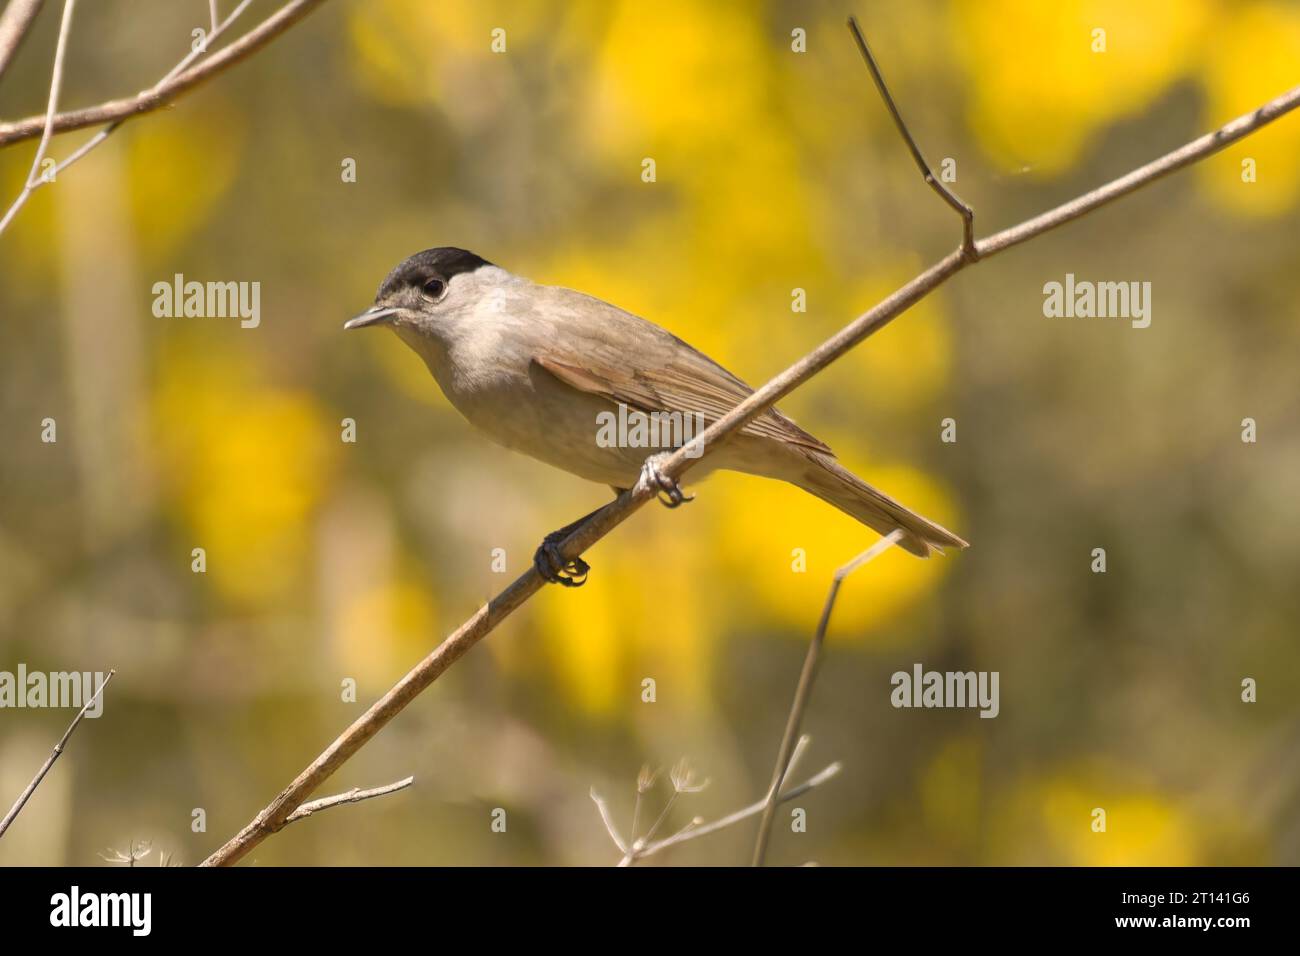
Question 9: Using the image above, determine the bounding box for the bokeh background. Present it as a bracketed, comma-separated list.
[1, 0, 1298, 866]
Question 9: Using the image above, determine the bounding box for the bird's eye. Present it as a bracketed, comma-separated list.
[421, 277, 447, 299]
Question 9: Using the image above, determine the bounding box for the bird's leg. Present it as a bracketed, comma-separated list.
[533, 504, 611, 587]
[638, 451, 694, 508]
[534, 459, 690, 587]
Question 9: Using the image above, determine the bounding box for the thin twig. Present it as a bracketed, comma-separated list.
[613, 757, 707, 861]
[589, 787, 630, 854]
[629, 763, 656, 847]
[0, 669, 115, 840]
[638, 792, 680, 849]
[276, 776, 413, 830]
[0, 0, 73, 236]
[0, 0, 327, 147]
[781, 734, 811, 786]
[201, 32, 1300, 867]
[156, 0, 255, 88]
[848, 16, 976, 259]
[0, 0, 45, 81]
[620, 761, 842, 866]
[751, 531, 903, 867]
[0, 0, 263, 238]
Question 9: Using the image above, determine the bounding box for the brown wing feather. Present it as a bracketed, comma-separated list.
[533, 352, 832, 456]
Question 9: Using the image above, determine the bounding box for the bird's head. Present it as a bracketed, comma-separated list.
[345, 247, 496, 337]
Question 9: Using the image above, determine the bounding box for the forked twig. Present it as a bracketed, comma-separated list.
[751, 531, 904, 866]
[848, 16, 976, 258]
[0, 0, 276, 238]
[593, 752, 841, 866]
[627, 760, 842, 865]
[277, 776, 414, 830]
[0, 0, 327, 148]
[0, 0, 74, 236]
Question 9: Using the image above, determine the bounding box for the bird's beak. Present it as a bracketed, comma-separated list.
[344, 306, 398, 330]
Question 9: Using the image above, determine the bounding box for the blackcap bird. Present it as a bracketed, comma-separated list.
[347, 247, 968, 585]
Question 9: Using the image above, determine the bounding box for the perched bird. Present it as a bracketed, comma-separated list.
[347, 248, 967, 585]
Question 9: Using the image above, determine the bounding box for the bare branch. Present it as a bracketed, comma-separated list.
[0, 0, 73, 236]
[973, 97, 1300, 257]
[201, 33, 1300, 867]
[0, 669, 115, 840]
[277, 776, 413, 830]
[0, 0, 45, 81]
[0, 0, 266, 238]
[0, 0, 297, 238]
[0, 0, 328, 148]
[751, 531, 903, 867]
[847, 16, 976, 259]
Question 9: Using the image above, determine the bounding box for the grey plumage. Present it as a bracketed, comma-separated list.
[349, 248, 968, 558]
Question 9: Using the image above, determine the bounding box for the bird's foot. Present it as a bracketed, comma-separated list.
[533, 530, 590, 587]
[638, 452, 694, 509]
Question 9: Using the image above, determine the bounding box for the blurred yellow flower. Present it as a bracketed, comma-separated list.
[535, 568, 625, 717]
[534, 524, 716, 717]
[587, 0, 771, 154]
[1042, 780, 1199, 866]
[950, 0, 1212, 175]
[843, 268, 953, 412]
[336, 578, 438, 689]
[347, 0, 551, 109]
[153, 341, 335, 605]
[993, 768, 1202, 864]
[584, 0, 818, 272]
[713, 461, 959, 640]
[1198, 1, 1300, 215]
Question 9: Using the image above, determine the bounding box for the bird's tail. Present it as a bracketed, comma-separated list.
[792, 452, 969, 558]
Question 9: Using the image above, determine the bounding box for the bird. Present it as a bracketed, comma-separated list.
[346, 247, 968, 585]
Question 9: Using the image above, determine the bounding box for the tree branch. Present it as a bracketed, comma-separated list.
[0, 0, 322, 238]
[0, 0, 45, 82]
[0, 0, 328, 147]
[0, 0, 72, 236]
[277, 776, 413, 831]
[751, 530, 904, 867]
[201, 24, 1300, 866]
[848, 16, 977, 259]
[0, 669, 115, 840]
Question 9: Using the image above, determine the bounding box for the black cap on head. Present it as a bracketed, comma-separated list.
[377, 247, 492, 300]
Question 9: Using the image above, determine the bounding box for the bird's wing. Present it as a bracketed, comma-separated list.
[533, 342, 832, 456]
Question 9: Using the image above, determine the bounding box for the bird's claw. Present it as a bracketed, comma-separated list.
[533, 532, 590, 587]
[639, 453, 694, 509]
